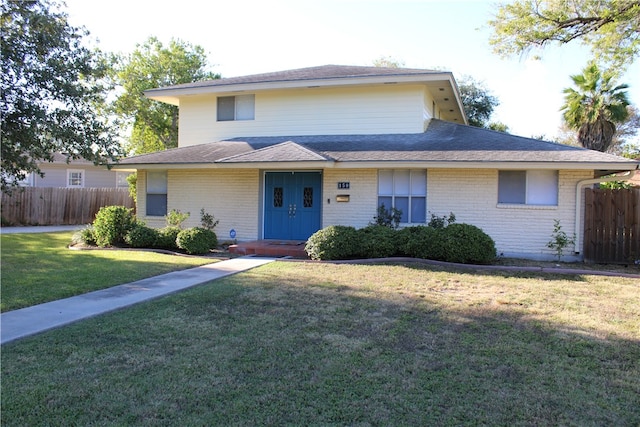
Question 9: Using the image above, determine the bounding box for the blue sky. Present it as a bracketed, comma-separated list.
[65, 0, 639, 142]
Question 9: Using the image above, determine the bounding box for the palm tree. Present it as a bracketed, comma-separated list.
[561, 63, 630, 152]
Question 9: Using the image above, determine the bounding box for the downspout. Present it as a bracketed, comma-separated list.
[574, 170, 636, 254]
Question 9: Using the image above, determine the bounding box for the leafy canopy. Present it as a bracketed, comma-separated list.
[488, 0, 640, 71]
[111, 37, 219, 154]
[561, 63, 630, 152]
[1, 0, 122, 192]
[457, 76, 501, 128]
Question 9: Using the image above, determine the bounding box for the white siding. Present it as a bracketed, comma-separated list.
[31, 164, 117, 188]
[423, 88, 435, 128]
[178, 85, 426, 147]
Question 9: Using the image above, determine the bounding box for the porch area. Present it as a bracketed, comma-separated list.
[228, 240, 309, 259]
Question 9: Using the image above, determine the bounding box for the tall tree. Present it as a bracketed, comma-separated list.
[112, 37, 220, 154]
[457, 76, 501, 129]
[1, 0, 121, 192]
[372, 56, 405, 68]
[612, 106, 640, 155]
[561, 63, 630, 152]
[488, 0, 640, 71]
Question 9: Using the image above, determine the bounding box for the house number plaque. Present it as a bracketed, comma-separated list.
[337, 182, 350, 189]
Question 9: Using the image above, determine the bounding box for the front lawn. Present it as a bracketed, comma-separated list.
[0, 232, 215, 312]
[2, 262, 638, 425]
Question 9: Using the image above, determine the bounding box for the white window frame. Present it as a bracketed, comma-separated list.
[378, 169, 427, 224]
[217, 94, 255, 121]
[67, 169, 85, 188]
[498, 170, 558, 206]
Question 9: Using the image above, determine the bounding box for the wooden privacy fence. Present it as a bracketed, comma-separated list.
[583, 188, 640, 264]
[1, 187, 135, 226]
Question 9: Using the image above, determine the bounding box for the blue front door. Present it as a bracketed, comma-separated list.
[264, 172, 322, 240]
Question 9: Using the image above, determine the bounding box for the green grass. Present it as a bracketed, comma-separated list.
[2, 262, 639, 425]
[0, 232, 215, 312]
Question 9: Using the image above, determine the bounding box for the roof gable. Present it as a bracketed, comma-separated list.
[218, 141, 333, 163]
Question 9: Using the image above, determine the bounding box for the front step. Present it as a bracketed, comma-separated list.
[228, 240, 309, 259]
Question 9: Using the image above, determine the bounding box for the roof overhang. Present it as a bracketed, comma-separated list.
[111, 160, 638, 173]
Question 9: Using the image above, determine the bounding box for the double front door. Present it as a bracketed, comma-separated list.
[264, 172, 322, 240]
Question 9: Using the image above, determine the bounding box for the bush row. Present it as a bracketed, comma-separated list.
[305, 223, 496, 264]
[75, 206, 217, 255]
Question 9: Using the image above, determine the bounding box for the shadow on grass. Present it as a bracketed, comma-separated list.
[1, 232, 214, 312]
[326, 256, 640, 281]
[2, 262, 639, 426]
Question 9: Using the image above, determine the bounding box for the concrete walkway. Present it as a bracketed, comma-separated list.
[1, 256, 276, 345]
[1, 225, 82, 234]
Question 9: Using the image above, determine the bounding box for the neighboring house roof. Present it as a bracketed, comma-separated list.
[144, 64, 466, 124]
[45, 153, 96, 165]
[116, 120, 639, 172]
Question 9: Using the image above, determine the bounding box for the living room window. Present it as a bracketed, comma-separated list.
[67, 169, 84, 187]
[498, 170, 558, 205]
[378, 170, 427, 223]
[146, 171, 167, 216]
[217, 95, 255, 121]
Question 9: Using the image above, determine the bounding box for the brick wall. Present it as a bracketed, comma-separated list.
[322, 169, 378, 229]
[428, 169, 592, 259]
[136, 167, 594, 259]
[137, 169, 260, 241]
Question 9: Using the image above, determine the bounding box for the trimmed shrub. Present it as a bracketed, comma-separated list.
[305, 225, 361, 260]
[125, 223, 158, 248]
[92, 206, 135, 247]
[357, 225, 399, 258]
[154, 226, 181, 250]
[441, 223, 496, 264]
[400, 226, 446, 260]
[176, 227, 218, 255]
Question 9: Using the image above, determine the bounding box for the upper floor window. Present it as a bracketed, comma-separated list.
[217, 95, 255, 121]
[378, 170, 427, 224]
[498, 170, 558, 206]
[67, 169, 84, 187]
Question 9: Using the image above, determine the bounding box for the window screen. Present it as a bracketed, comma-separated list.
[498, 171, 526, 204]
[146, 171, 167, 216]
[217, 97, 235, 121]
[217, 95, 255, 121]
[498, 170, 558, 205]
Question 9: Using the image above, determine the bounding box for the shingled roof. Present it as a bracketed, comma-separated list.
[145, 64, 444, 93]
[116, 120, 639, 171]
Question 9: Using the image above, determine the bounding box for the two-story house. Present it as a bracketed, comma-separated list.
[115, 65, 638, 261]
